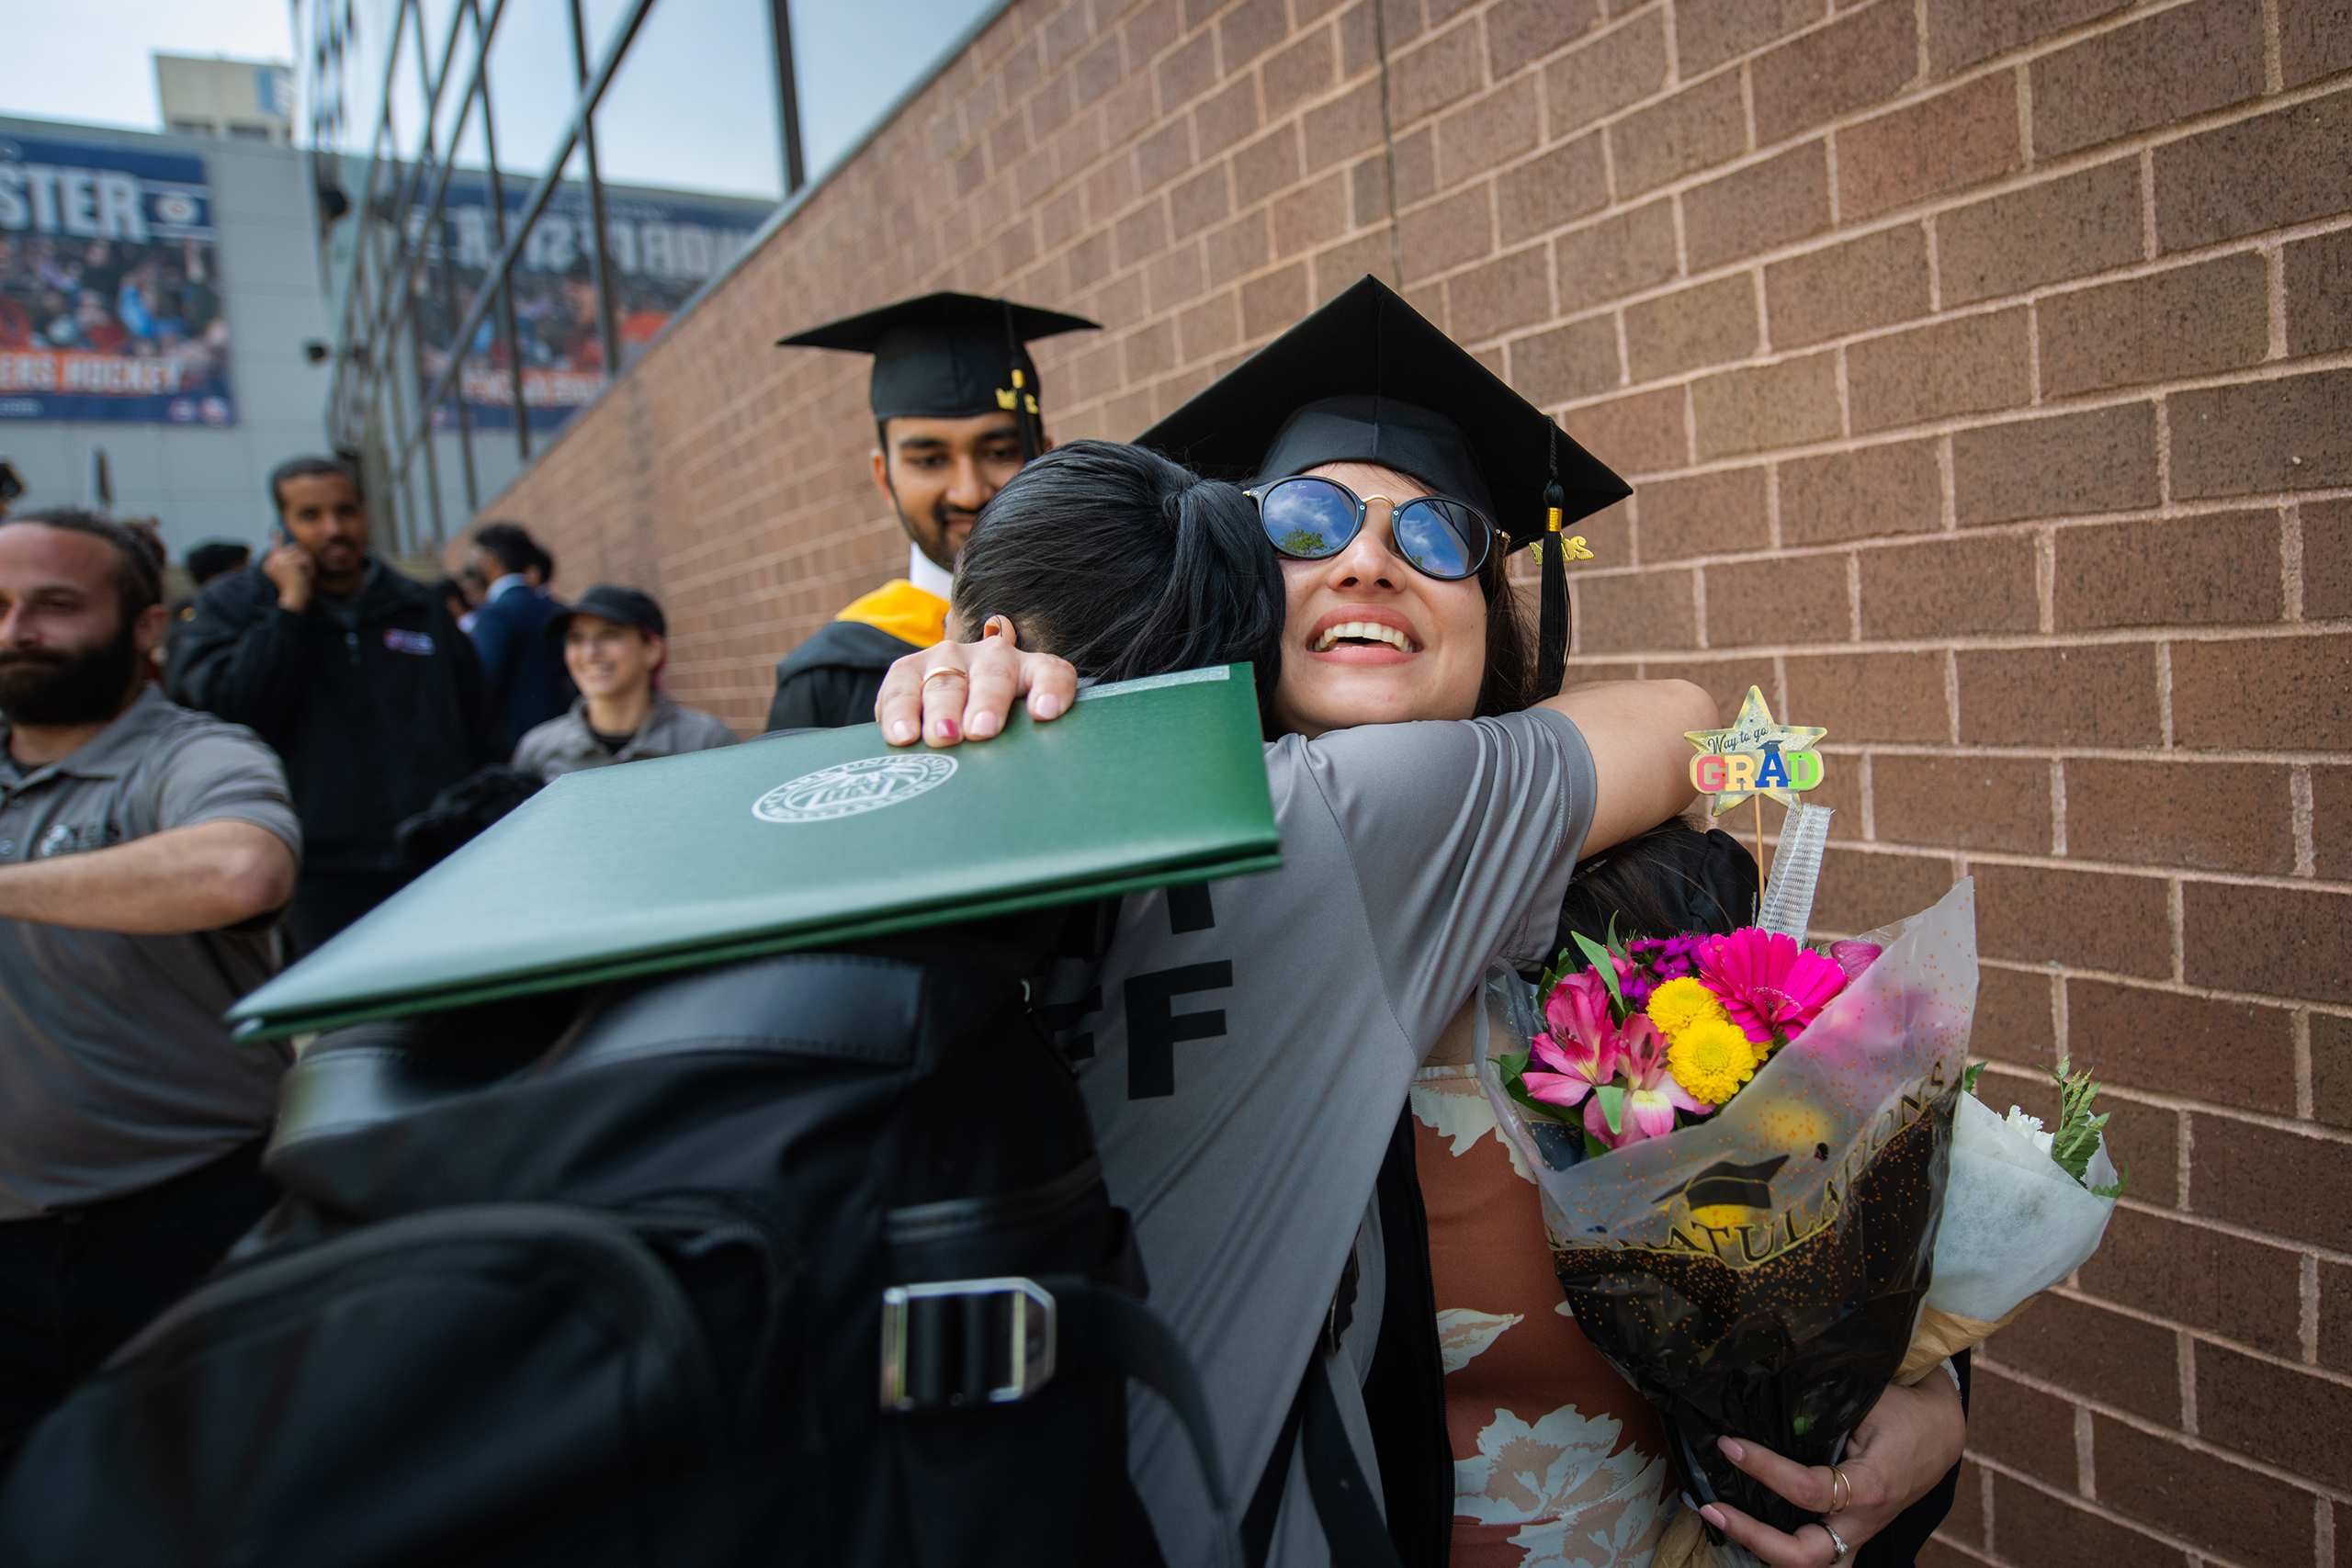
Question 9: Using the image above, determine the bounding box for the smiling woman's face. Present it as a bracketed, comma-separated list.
[1269, 460, 1488, 739]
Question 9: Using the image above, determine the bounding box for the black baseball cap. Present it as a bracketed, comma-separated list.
[545, 583, 665, 640]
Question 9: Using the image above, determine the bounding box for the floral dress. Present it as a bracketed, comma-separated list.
[1412, 1062, 1678, 1567]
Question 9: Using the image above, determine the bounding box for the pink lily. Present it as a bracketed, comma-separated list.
[1524, 970, 1622, 1111]
[1582, 1017, 1708, 1148]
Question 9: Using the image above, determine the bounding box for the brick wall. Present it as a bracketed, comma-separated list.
[482, 1, 2352, 1561]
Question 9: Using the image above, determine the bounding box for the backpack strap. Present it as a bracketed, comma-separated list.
[1240, 1352, 1407, 1568]
[1073, 1282, 1241, 1568]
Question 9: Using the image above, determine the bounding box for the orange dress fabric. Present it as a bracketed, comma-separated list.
[1410, 1063, 1679, 1567]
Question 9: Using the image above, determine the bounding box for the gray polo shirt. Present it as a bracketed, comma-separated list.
[0, 685, 303, 1219]
[510, 692, 740, 780]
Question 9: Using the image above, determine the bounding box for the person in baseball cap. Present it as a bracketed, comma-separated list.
[511, 584, 739, 779]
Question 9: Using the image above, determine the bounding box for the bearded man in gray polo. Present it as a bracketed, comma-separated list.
[0, 509, 301, 1467]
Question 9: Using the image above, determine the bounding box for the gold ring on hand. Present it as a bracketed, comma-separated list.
[1828, 1464, 1851, 1515]
[920, 668, 967, 694]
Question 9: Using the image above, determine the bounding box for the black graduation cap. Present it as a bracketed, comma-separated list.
[1135, 276, 1628, 695]
[1658, 1156, 1792, 1213]
[776, 292, 1100, 461]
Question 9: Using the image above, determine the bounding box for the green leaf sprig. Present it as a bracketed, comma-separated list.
[2049, 1054, 2128, 1199]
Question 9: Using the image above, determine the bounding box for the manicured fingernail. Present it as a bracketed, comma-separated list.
[968, 709, 999, 739]
[888, 720, 917, 744]
[1700, 1506, 1725, 1529]
[1718, 1438, 1745, 1461]
[1033, 693, 1062, 720]
[933, 717, 959, 741]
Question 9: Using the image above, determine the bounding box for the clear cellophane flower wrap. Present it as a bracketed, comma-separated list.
[1894, 1082, 2120, 1382]
[1478, 880, 1977, 1538]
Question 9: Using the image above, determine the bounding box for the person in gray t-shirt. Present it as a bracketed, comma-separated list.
[880, 441, 1712, 1566]
[0, 510, 301, 1464]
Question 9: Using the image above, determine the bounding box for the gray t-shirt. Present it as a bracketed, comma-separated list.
[1041, 707, 1596, 1565]
[0, 685, 304, 1218]
[510, 692, 741, 779]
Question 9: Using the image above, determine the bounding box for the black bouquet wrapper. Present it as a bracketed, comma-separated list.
[1553, 1100, 1953, 1537]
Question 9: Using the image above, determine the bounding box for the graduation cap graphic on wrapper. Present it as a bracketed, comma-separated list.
[1136, 275, 1629, 696]
[776, 292, 1101, 464]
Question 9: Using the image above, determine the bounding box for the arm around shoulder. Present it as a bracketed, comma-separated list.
[1541, 678, 1714, 856]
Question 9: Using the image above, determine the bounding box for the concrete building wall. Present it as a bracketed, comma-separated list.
[0, 117, 331, 558]
[476, 5, 2352, 1562]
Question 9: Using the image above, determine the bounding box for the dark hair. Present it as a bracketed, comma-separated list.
[6, 506, 164, 622]
[267, 455, 359, 513]
[186, 539, 251, 585]
[1474, 552, 1534, 717]
[954, 441, 1285, 716]
[473, 520, 555, 585]
[1554, 820, 1759, 960]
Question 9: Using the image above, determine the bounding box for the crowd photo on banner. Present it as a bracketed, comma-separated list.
[17, 1, 2334, 1562]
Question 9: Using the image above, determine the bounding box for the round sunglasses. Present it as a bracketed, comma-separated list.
[1245, 474, 1496, 581]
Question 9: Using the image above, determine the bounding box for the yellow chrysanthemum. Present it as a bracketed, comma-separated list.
[1667, 1017, 1758, 1106]
[1645, 976, 1728, 1042]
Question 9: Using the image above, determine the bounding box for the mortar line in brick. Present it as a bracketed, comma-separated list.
[1941, 649, 1960, 744]
[1809, 739, 2352, 770]
[1967, 1450, 2299, 1568]
[2168, 875, 2186, 982]
[2178, 1092, 2197, 1209]
[2317, 1495, 2335, 1568]
[2262, 0, 2285, 95]
[1844, 551, 1860, 641]
[1612, 310, 1632, 389]
[1739, 61, 1756, 155]
[2282, 502, 2309, 622]
[1691, 565, 1708, 649]
[1858, 752, 1873, 840]
[1976, 1456, 1996, 1560]
[2072, 1402, 2096, 1500]
[2301, 1250, 2322, 1361]
[1763, 463, 1781, 550]
[2292, 766, 2317, 876]
[1660, 0, 1679, 88]
[2179, 1332, 2199, 1436]
[2034, 527, 2054, 633]
[2156, 640, 2176, 749]
[1911, 0, 1930, 81]
[2050, 758, 2066, 855]
[1565, 613, 2352, 660]
[1822, 128, 1839, 228]
[1974, 1360, 2352, 1508]
[1834, 344, 1851, 440]
[2014, 62, 2034, 174]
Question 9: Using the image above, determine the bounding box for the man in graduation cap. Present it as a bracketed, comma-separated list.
[764, 293, 1097, 731]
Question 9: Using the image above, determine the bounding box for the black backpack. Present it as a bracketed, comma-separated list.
[0, 914, 1232, 1567]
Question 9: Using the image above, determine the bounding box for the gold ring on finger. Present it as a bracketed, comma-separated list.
[1829, 1464, 1851, 1515]
[920, 668, 968, 693]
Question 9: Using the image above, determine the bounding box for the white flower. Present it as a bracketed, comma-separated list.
[2004, 1105, 2056, 1156]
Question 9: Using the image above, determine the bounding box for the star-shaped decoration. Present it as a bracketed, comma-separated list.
[1685, 686, 1828, 816]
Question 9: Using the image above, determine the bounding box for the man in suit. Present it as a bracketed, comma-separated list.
[764, 293, 1097, 731]
[466, 521, 575, 749]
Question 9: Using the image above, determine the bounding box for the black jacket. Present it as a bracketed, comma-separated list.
[172, 559, 505, 875]
[763, 620, 920, 732]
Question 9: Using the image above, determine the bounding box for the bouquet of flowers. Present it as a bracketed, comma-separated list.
[1478, 881, 1978, 1536]
[1897, 1056, 2122, 1379]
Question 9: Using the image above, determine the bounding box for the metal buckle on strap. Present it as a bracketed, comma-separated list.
[879, 1276, 1057, 1413]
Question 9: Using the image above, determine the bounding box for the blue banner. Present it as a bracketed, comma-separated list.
[0, 134, 236, 425]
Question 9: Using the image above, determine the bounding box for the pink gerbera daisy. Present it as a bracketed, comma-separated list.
[1696, 928, 1849, 1048]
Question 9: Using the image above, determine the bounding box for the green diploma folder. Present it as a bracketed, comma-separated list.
[229, 664, 1280, 1042]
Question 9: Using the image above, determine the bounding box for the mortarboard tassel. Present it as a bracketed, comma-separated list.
[1537, 427, 1569, 698]
[1003, 299, 1041, 465]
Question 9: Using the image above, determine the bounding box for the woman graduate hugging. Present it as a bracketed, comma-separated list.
[875, 278, 1965, 1568]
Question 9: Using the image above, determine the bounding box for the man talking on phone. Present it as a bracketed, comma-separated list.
[172, 457, 503, 951]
